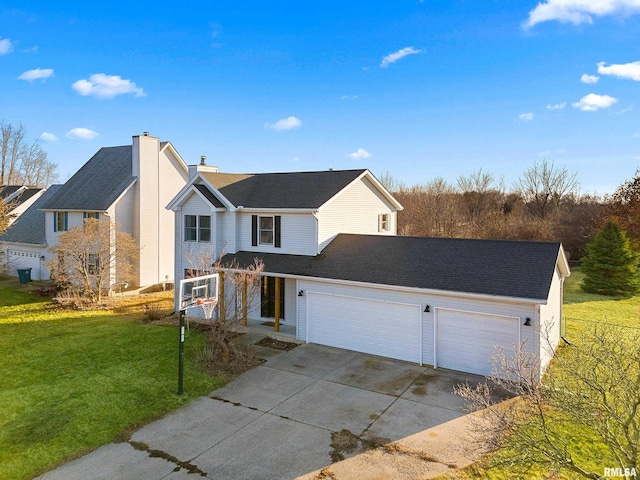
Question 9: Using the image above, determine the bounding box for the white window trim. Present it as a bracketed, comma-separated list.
[184, 214, 211, 243]
[258, 215, 274, 246]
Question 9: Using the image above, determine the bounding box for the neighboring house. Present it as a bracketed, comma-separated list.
[0, 133, 189, 288]
[0, 186, 61, 280]
[169, 162, 570, 379]
[0, 185, 45, 225]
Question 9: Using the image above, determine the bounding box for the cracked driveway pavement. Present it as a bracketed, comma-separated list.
[37, 343, 508, 480]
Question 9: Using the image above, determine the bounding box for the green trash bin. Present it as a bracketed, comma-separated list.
[17, 268, 32, 284]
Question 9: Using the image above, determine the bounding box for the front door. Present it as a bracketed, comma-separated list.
[261, 277, 285, 319]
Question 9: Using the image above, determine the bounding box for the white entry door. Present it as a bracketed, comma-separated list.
[307, 292, 422, 363]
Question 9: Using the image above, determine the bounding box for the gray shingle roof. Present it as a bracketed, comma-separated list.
[41, 146, 134, 211]
[193, 184, 224, 208]
[220, 234, 563, 301]
[0, 185, 63, 245]
[201, 169, 367, 209]
[0, 186, 22, 200]
[0, 186, 42, 207]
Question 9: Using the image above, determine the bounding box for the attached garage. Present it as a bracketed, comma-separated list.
[435, 308, 521, 377]
[307, 292, 422, 363]
[221, 234, 570, 379]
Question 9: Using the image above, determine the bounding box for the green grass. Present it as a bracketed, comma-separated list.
[0, 282, 225, 480]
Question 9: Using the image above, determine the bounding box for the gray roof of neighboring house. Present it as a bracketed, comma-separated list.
[42, 146, 134, 211]
[220, 234, 564, 301]
[200, 169, 367, 209]
[0, 186, 22, 200]
[0, 185, 63, 245]
[0, 186, 42, 206]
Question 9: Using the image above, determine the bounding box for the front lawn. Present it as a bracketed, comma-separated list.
[0, 280, 225, 480]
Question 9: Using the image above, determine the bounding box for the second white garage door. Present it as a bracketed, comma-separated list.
[436, 309, 520, 377]
[307, 292, 422, 363]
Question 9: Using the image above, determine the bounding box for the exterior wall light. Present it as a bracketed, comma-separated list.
[524, 317, 532, 326]
[424, 305, 430, 313]
[298, 290, 304, 297]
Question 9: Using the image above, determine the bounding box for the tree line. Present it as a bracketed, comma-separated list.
[381, 159, 640, 261]
[1, 121, 58, 187]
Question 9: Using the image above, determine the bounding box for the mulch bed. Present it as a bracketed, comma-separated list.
[255, 336, 299, 351]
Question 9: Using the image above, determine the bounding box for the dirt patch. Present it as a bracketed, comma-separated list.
[255, 336, 299, 351]
[411, 386, 427, 396]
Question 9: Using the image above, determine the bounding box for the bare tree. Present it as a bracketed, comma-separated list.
[457, 168, 505, 236]
[0, 197, 14, 234]
[378, 170, 404, 193]
[396, 178, 459, 237]
[0, 121, 58, 186]
[513, 159, 579, 219]
[48, 218, 138, 303]
[455, 323, 640, 479]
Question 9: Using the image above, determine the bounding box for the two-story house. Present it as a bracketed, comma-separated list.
[0, 133, 188, 287]
[169, 162, 570, 379]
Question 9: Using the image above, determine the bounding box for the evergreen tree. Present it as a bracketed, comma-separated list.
[581, 221, 640, 296]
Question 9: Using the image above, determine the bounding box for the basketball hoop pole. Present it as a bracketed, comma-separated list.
[178, 310, 186, 395]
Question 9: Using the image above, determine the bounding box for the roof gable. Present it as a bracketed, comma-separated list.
[222, 235, 568, 301]
[0, 185, 63, 245]
[42, 146, 134, 211]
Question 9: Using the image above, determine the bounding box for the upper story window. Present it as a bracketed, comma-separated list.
[379, 213, 390, 232]
[185, 215, 211, 243]
[53, 212, 68, 232]
[259, 216, 273, 245]
[84, 212, 100, 220]
[251, 215, 281, 248]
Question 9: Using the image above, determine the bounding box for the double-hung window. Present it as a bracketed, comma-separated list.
[184, 215, 211, 242]
[87, 254, 99, 275]
[378, 213, 390, 232]
[84, 212, 100, 220]
[53, 211, 68, 232]
[251, 215, 281, 248]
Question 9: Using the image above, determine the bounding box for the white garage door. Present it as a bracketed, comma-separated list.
[307, 292, 422, 363]
[436, 309, 520, 377]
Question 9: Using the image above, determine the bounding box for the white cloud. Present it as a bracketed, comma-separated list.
[346, 148, 372, 160]
[525, 0, 640, 28]
[66, 128, 99, 140]
[581, 73, 599, 84]
[572, 93, 618, 111]
[597, 61, 640, 81]
[265, 116, 302, 131]
[380, 47, 422, 68]
[18, 68, 54, 81]
[0, 38, 13, 55]
[40, 132, 58, 142]
[340, 95, 359, 100]
[71, 73, 146, 99]
[519, 113, 535, 122]
[546, 102, 566, 110]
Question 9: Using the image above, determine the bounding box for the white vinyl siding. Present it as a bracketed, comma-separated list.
[539, 267, 563, 372]
[238, 212, 317, 255]
[317, 177, 396, 251]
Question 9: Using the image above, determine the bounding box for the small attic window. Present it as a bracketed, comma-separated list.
[378, 213, 390, 232]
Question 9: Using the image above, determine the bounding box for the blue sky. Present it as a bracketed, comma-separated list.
[1, 1, 640, 194]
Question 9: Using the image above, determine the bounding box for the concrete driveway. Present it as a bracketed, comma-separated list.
[38, 342, 508, 480]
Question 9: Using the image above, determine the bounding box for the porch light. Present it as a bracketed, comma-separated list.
[524, 317, 531, 326]
[298, 290, 304, 297]
[424, 305, 430, 313]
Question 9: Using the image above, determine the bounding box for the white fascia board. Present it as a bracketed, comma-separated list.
[236, 208, 318, 214]
[217, 267, 547, 306]
[108, 179, 137, 212]
[166, 173, 233, 211]
[557, 244, 571, 278]
[1, 240, 47, 248]
[317, 169, 403, 213]
[160, 141, 189, 172]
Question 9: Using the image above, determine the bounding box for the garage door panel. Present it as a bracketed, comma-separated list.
[308, 293, 421, 363]
[437, 309, 519, 377]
